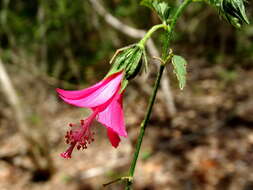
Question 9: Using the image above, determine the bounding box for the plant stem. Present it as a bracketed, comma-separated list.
[138, 24, 166, 47]
[125, 0, 192, 189]
[162, 0, 192, 60]
[125, 64, 165, 190]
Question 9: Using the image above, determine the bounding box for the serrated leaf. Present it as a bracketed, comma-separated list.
[140, 0, 171, 22]
[207, 0, 249, 28]
[152, 1, 170, 21]
[172, 55, 187, 90]
[222, 0, 249, 25]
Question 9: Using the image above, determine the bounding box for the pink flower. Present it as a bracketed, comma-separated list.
[56, 71, 127, 158]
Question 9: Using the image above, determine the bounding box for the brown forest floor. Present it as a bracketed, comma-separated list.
[0, 57, 253, 190]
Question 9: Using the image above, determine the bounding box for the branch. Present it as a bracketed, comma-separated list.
[0, 57, 53, 172]
[0, 58, 28, 135]
[88, 0, 176, 116]
[89, 0, 145, 38]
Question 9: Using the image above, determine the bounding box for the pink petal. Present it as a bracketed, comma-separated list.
[57, 72, 123, 108]
[107, 128, 120, 148]
[56, 80, 104, 100]
[97, 92, 127, 137]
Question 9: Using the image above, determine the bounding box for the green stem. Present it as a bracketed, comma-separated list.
[138, 24, 166, 47]
[125, 64, 165, 190]
[162, 0, 192, 60]
[125, 0, 192, 189]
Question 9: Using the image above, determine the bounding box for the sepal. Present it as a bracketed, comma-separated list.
[108, 45, 145, 92]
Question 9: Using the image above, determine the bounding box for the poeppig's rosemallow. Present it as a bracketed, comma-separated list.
[57, 44, 145, 158]
[57, 71, 127, 158]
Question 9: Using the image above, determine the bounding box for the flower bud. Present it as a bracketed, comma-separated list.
[107, 45, 146, 91]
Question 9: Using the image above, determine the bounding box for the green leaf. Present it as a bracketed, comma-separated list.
[207, 0, 249, 28]
[172, 55, 187, 90]
[152, 1, 171, 21]
[222, 0, 249, 25]
[140, 0, 171, 22]
[141, 150, 152, 161]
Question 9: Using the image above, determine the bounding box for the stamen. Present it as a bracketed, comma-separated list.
[60, 143, 76, 159]
[61, 111, 98, 159]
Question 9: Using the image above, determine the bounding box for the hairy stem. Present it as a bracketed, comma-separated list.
[125, 0, 192, 189]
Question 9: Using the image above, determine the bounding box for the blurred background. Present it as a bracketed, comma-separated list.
[0, 0, 253, 189]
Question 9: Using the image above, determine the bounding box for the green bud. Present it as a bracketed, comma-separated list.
[107, 45, 146, 91]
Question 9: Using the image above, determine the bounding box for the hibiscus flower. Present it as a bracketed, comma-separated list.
[56, 71, 127, 158]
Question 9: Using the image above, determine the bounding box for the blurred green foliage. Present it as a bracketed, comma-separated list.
[141, 150, 153, 161]
[0, 0, 252, 86]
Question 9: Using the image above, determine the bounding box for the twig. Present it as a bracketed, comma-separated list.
[10, 51, 79, 89]
[0, 57, 54, 173]
[103, 176, 133, 187]
[88, 0, 145, 38]
[88, 0, 176, 117]
[0, 58, 29, 137]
